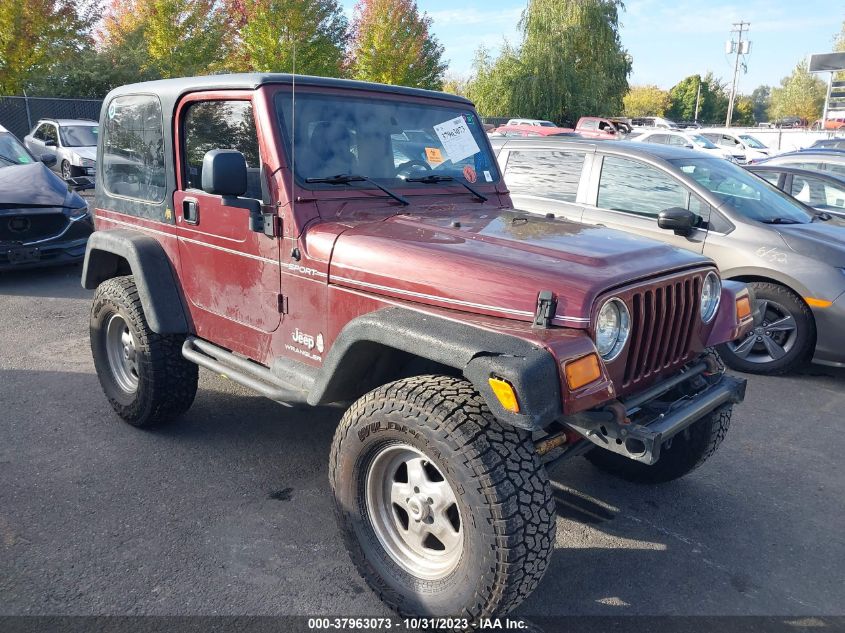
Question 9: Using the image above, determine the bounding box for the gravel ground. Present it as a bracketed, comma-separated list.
[1, 265, 844, 617]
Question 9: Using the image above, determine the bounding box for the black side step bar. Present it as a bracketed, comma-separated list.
[182, 337, 308, 406]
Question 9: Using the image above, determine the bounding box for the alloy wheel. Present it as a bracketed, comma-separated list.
[726, 298, 797, 364]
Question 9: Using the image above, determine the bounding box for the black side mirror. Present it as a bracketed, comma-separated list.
[658, 207, 696, 235]
[44, 139, 56, 147]
[40, 154, 56, 166]
[201, 149, 247, 197]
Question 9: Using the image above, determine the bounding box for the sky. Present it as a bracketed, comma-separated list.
[343, 0, 844, 92]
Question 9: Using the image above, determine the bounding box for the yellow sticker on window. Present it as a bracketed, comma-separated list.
[425, 147, 444, 164]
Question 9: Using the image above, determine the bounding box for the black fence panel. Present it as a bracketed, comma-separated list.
[0, 97, 102, 141]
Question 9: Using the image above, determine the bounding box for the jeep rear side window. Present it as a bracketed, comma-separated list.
[505, 150, 585, 202]
[597, 156, 690, 220]
[182, 100, 262, 199]
[102, 95, 166, 203]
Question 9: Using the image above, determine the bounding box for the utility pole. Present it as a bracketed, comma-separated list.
[725, 21, 750, 128]
[694, 77, 702, 122]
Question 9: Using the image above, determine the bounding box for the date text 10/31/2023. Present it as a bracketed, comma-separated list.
[307, 617, 530, 630]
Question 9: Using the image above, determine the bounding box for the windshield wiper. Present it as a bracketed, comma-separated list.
[406, 174, 488, 202]
[759, 217, 801, 225]
[0, 153, 21, 165]
[305, 174, 408, 206]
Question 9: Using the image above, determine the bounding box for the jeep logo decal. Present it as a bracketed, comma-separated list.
[292, 328, 315, 350]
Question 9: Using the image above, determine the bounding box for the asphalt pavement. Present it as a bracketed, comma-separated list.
[1, 265, 844, 617]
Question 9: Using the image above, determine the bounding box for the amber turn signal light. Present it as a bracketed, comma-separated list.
[736, 296, 752, 321]
[564, 354, 602, 390]
[488, 377, 520, 413]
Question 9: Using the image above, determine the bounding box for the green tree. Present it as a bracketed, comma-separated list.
[667, 73, 728, 123]
[750, 85, 771, 123]
[732, 96, 755, 126]
[144, 0, 224, 78]
[347, 0, 446, 89]
[222, 0, 347, 76]
[465, 44, 521, 118]
[623, 85, 670, 117]
[0, 0, 92, 94]
[513, 0, 630, 124]
[770, 60, 826, 122]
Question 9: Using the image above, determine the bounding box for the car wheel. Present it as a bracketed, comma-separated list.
[90, 275, 198, 427]
[717, 281, 814, 375]
[61, 160, 74, 179]
[329, 375, 555, 617]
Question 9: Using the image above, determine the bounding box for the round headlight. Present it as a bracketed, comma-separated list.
[700, 272, 721, 322]
[595, 298, 630, 361]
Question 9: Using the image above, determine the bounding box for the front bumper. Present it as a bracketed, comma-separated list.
[0, 215, 92, 271]
[562, 361, 747, 465]
[811, 292, 845, 367]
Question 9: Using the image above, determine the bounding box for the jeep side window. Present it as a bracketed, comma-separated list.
[504, 150, 585, 202]
[183, 100, 261, 199]
[598, 156, 697, 222]
[102, 94, 166, 203]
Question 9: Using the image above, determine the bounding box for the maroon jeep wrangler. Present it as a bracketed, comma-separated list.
[82, 74, 753, 618]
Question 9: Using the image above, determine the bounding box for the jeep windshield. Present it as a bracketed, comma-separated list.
[671, 157, 814, 224]
[275, 91, 500, 191]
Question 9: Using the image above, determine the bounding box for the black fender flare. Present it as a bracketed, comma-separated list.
[309, 307, 563, 431]
[81, 229, 189, 334]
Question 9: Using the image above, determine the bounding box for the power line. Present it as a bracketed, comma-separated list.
[725, 21, 750, 127]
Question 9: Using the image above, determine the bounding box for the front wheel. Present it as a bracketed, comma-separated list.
[90, 275, 198, 427]
[61, 160, 74, 179]
[717, 281, 814, 375]
[329, 375, 555, 618]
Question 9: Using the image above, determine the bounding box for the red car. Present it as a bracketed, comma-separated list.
[574, 116, 630, 139]
[490, 123, 576, 137]
[82, 74, 752, 619]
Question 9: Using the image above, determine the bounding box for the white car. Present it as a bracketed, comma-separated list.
[630, 116, 680, 129]
[505, 118, 559, 127]
[700, 130, 770, 163]
[24, 118, 98, 179]
[629, 130, 739, 161]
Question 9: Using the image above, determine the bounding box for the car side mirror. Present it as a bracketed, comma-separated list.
[40, 154, 57, 166]
[684, 143, 694, 149]
[202, 149, 247, 197]
[658, 207, 696, 235]
[44, 139, 56, 147]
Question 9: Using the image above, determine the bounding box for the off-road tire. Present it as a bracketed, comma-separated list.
[90, 275, 197, 427]
[586, 403, 733, 484]
[329, 375, 556, 618]
[717, 281, 814, 375]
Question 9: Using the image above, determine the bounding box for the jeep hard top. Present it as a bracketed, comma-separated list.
[82, 73, 753, 619]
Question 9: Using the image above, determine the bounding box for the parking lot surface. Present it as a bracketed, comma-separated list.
[1, 266, 844, 617]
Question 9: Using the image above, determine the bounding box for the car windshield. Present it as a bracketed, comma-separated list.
[0, 132, 34, 166]
[739, 134, 767, 149]
[60, 125, 98, 147]
[275, 91, 499, 188]
[688, 134, 718, 149]
[537, 121, 556, 127]
[670, 157, 814, 224]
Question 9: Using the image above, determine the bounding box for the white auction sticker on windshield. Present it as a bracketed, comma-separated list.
[433, 116, 480, 163]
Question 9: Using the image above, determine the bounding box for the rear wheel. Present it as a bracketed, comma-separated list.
[330, 375, 555, 618]
[90, 275, 197, 427]
[718, 282, 814, 375]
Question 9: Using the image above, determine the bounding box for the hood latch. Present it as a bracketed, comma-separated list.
[533, 290, 557, 329]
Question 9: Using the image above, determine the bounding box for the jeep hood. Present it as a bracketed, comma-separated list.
[328, 209, 711, 327]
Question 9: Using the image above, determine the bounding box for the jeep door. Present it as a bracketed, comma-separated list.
[497, 146, 592, 221]
[173, 93, 282, 341]
[581, 154, 709, 253]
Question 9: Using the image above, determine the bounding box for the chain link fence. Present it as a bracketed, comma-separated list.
[0, 96, 102, 141]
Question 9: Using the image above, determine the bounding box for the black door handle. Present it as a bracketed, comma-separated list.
[183, 199, 199, 224]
